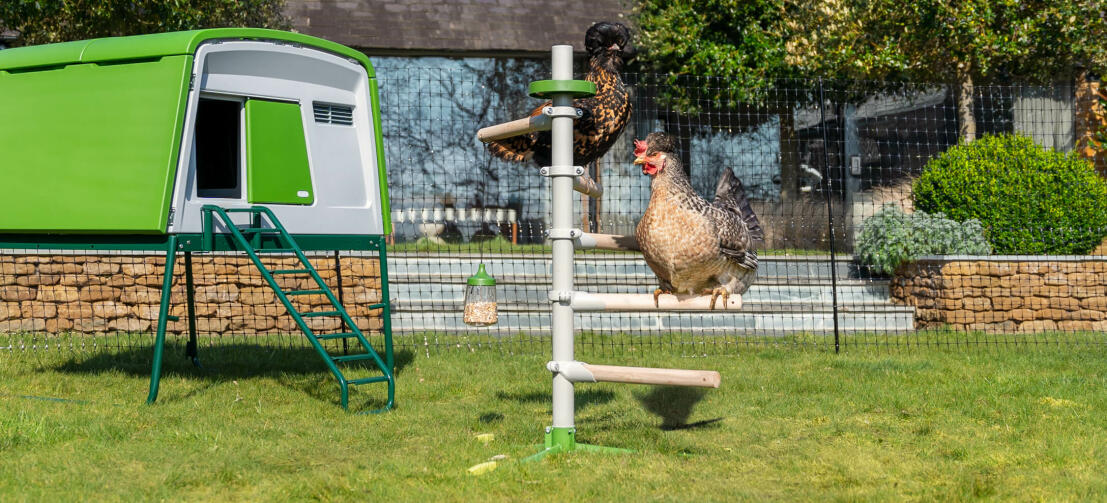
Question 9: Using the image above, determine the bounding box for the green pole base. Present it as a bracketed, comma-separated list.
[521, 427, 634, 463]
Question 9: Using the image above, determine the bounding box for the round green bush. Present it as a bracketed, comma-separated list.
[913, 134, 1107, 255]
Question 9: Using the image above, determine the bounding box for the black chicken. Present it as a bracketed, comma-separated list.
[485, 21, 636, 167]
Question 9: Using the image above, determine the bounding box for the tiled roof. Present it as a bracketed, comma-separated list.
[285, 0, 633, 55]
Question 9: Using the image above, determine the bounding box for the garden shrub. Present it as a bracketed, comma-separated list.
[855, 205, 992, 275]
[913, 134, 1107, 254]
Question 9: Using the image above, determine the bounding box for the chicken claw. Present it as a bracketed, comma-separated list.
[708, 287, 730, 310]
[653, 288, 672, 308]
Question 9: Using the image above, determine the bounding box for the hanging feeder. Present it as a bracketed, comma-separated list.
[463, 263, 498, 326]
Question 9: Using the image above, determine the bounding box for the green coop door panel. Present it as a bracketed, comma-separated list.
[245, 99, 315, 205]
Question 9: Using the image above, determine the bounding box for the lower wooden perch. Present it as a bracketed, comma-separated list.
[570, 292, 742, 311]
[584, 364, 721, 388]
[548, 360, 721, 388]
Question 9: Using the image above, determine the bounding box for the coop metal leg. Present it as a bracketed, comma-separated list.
[333, 251, 349, 355]
[184, 251, 201, 368]
[377, 236, 395, 373]
[146, 235, 178, 405]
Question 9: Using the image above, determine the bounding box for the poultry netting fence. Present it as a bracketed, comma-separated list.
[376, 64, 1107, 355]
[4, 68, 1107, 359]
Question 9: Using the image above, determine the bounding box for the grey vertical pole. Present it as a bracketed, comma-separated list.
[549, 45, 576, 432]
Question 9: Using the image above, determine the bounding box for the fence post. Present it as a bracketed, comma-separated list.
[818, 78, 842, 353]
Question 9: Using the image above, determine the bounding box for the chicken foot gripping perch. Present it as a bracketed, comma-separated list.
[633, 132, 763, 310]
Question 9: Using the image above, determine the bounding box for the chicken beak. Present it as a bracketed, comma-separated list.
[632, 157, 645, 165]
[608, 43, 621, 51]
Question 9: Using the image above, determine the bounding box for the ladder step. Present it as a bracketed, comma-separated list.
[273, 269, 310, 275]
[237, 227, 280, 234]
[348, 376, 390, 385]
[368, 302, 389, 309]
[287, 289, 326, 296]
[333, 354, 376, 363]
[317, 332, 358, 340]
[302, 311, 342, 318]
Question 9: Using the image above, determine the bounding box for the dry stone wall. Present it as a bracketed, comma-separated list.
[0, 254, 384, 335]
[892, 257, 1107, 332]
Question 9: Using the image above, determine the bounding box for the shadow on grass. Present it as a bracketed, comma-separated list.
[634, 386, 724, 431]
[495, 389, 616, 409]
[46, 341, 414, 409]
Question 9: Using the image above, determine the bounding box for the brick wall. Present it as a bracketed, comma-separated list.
[892, 258, 1107, 332]
[0, 254, 384, 335]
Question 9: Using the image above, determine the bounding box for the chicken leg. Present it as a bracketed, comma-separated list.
[705, 287, 730, 310]
[653, 287, 673, 308]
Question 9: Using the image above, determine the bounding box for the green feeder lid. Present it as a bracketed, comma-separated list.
[467, 263, 496, 286]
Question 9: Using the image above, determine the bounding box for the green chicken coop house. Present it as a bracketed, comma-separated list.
[0, 29, 395, 412]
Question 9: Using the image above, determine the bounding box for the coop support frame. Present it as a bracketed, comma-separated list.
[0, 232, 393, 408]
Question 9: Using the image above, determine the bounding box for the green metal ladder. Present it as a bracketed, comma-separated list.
[201, 205, 395, 412]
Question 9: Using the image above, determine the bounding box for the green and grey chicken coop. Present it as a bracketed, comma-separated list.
[0, 29, 395, 412]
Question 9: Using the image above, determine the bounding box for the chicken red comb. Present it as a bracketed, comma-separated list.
[633, 139, 648, 157]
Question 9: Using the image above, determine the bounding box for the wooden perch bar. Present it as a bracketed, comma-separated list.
[584, 364, 721, 388]
[575, 232, 639, 251]
[574, 173, 603, 198]
[570, 292, 742, 311]
[547, 360, 722, 388]
[476, 114, 552, 142]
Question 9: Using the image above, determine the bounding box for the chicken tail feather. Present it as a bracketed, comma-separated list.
[721, 248, 759, 270]
[714, 167, 763, 242]
[485, 134, 536, 163]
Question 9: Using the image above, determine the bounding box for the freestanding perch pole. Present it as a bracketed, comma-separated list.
[547, 44, 578, 449]
[477, 44, 723, 460]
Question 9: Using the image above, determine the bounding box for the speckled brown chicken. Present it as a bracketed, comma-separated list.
[485, 21, 635, 167]
[633, 132, 763, 309]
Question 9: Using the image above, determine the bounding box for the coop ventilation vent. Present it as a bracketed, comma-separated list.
[313, 103, 354, 125]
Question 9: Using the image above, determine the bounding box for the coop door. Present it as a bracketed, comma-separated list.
[245, 99, 315, 205]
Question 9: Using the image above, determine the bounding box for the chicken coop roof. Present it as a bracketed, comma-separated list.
[285, 0, 632, 56]
[0, 28, 374, 74]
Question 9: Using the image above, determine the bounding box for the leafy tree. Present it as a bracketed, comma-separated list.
[634, 0, 1107, 142]
[0, 0, 291, 47]
[805, 0, 1107, 141]
[634, 0, 793, 111]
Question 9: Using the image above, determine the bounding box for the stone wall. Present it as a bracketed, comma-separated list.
[892, 257, 1107, 332]
[0, 254, 384, 335]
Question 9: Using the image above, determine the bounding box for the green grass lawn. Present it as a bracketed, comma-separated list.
[2, 338, 1106, 501]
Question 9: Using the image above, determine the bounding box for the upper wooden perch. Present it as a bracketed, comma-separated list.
[476, 114, 551, 142]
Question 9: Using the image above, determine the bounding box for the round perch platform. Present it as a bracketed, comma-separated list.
[570, 292, 742, 311]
